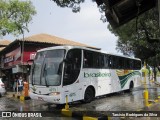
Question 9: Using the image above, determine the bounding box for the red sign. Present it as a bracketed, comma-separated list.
[4, 47, 36, 67]
[3, 45, 44, 68]
[4, 47, 21, 67]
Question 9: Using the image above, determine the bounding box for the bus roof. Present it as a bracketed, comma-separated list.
[37, 45, 141, 61]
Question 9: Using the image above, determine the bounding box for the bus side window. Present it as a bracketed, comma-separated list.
[104, 55, 109, 68]
[83, 50, 105, 69]
[83, 51, 89, 68]
[63, 49, 81, 86]
[83, 50, 93, 68]
[112, 56, 116, 69]
[124, 58, 128, 69]
[99, 54, 104, 68]
[115, 56, 119, 69]
[93, 52, 99, 68]
[130, 60, 134, 69]
[134, 60, 141, 70]
[119, 57, 123, 69]
[108, 56, 113, 68]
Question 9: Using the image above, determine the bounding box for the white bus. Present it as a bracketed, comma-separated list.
[29, 46, 142, 104]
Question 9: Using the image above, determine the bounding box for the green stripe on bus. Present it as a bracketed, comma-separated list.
[118, 71, 141, 88]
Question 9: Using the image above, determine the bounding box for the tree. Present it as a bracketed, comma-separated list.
[51, 0, 83, 13]
[51, 0, 98, 12]
[108, 8, 160, 80]
[51, 1, 160, 59]
[108, 8, 160, 61]
[0, 0, 36, 36]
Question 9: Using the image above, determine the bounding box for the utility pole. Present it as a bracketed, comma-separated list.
[20, 28, 25, 79]
[22, 32, 24, 79]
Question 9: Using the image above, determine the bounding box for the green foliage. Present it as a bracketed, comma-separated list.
[51, 0, 85, 13]
[108, 8, 160, 64]
[51, 0, 98, 13]
[0, 0, 36, 36]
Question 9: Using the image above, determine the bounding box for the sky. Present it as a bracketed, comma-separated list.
[3, 0, 118, 54]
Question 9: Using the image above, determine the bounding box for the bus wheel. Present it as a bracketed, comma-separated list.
[129, 81, 134, 92]
[83, 87, 94, 103]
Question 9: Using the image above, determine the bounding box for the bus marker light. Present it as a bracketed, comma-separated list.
[50, 92, 60, 96]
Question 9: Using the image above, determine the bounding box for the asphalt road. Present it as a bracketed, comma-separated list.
[0, 84, 160, 120]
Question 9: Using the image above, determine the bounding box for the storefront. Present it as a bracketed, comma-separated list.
[0, 42, 37, 90]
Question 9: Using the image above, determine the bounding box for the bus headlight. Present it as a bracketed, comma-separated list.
[49, 92, 60, 96]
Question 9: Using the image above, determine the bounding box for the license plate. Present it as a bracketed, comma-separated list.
[38, 97, 44, 101]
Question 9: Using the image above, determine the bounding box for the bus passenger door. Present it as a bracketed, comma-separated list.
[62, 49, 82, 102]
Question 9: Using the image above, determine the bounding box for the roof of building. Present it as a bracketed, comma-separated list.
[0, 33, 100, 54]
[0, 47, 5, 51]
[0, 40, 12, 46]
[0, 40, 12, 51]
[17, 33, 99, 50]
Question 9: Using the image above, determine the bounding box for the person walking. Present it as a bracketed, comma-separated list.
[17, 76, 23, 95]
[13, 78, 17, 92]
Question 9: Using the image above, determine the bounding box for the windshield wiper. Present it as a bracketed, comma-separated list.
[43, 63, 49, 87]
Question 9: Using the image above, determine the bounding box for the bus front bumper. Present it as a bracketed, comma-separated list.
[29, 92, 62, 104]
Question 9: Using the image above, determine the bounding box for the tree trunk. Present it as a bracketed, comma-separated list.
[153, 66, 157, 81]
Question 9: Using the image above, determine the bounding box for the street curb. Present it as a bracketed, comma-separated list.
[61, 108, 110, 120]
[12, 93, 30, 100]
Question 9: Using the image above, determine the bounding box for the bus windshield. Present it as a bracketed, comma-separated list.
[31, 49, 65, 86]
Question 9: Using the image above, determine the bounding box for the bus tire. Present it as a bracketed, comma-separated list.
[129, 81, 134, 92]
[83, 87, 95, 103]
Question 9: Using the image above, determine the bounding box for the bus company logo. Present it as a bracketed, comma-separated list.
[84, 72, 111, 78]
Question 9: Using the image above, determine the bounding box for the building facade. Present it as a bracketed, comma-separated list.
[0, 33, 97, 90]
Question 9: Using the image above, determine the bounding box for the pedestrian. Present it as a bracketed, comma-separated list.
[13, 78, 17, 92]
[17, 76, 23, 95]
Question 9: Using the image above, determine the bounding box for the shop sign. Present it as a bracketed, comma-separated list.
[4, 56, 14, 63]
[3, 47, 21, 65]
[4, 47, 21, 61]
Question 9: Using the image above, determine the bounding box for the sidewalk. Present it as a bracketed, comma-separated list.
[5, 91, 21, 98]
[6, 91, 15, 97]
